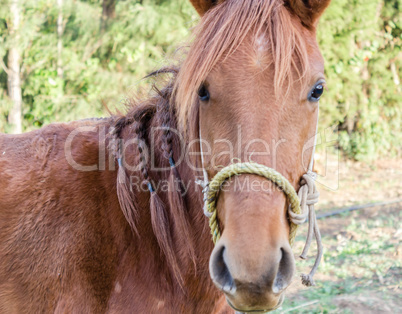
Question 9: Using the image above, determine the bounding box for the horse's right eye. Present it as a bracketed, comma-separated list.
[308, 80, 326, 102]
[198, 85, 210, 102]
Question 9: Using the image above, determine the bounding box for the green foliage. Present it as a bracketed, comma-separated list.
[0, 0, 196, 130]
[317, 0, 401, 160]
[0, 0, 400, 160]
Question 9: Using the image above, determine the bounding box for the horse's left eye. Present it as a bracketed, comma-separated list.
[198, 85, 210, 102]
[308, 84, 324, 102]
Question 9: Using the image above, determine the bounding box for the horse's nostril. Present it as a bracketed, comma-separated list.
[272, 247, 295, 294]
[210, 246, 236, 295]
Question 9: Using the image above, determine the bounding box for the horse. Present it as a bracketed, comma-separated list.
[0, 0, 331, 312]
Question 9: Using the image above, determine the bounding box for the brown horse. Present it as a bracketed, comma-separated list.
[0, 0, 330, 312]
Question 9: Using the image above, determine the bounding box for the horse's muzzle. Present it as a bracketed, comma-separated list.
[209, 239, 294, 312]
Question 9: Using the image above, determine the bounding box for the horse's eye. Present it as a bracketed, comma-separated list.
[308, 83, 324, 102]
[198, 85, 210, 102]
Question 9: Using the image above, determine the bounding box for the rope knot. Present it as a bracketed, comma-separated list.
[296, 172, 323, 286]
[195, 179, 212, 218]
[307, 170, 318, 180]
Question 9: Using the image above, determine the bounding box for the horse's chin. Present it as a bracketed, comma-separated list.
[225, 294, 285, 313]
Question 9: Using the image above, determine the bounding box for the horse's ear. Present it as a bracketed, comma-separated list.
[189, 0, 220, 16]
[285, 0, 331, 28]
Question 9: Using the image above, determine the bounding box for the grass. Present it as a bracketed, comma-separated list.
[277, 204, 401, 313]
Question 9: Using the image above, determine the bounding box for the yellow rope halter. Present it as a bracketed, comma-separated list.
[204, 162, 301, 245]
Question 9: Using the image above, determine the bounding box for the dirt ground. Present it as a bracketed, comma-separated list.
[314, 153, 401, 210]
[277, 156, 402, 313]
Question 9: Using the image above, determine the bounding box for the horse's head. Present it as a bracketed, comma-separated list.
[177, 0, 331, 311]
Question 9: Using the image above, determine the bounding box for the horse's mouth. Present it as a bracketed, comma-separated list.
[226, 294, 285, 313]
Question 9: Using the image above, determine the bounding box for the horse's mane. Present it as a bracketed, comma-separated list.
[174, 0, 309, 137]
[111, 68, 197, 285]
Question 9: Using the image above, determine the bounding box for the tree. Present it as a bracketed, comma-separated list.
[101, 0, 116, 32]
[57, 0, 64, 79]
[7, 0, 22, 134]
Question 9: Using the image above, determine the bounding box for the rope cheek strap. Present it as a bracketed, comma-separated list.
[196, 109, 323, 287]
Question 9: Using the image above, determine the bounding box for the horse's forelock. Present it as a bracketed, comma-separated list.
[174, 0, 310, 140]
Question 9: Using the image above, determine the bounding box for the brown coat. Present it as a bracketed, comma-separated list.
[0, 118, 227, 313]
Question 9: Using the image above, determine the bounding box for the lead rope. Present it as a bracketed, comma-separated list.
[195, 109, 323, 287]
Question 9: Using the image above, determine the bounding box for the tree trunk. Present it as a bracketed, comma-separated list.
[7, 0, 22, 134]
[101, 0, 116, 32]
[57, 0, 64, 78]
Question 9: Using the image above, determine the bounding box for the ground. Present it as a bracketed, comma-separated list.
[277, 155, 402, 313]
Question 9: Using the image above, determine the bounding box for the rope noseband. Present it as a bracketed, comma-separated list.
[200, 162, 301, 244]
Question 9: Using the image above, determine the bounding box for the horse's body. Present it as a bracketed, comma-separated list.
[0, 0, 331, 312]
[0, 118, 227, 313]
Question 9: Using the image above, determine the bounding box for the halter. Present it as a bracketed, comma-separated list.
[196, 108, 323, 287]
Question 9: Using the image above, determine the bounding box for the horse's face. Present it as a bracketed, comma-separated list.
[202, 38, 323, 311]
[183, 0, 331, 312]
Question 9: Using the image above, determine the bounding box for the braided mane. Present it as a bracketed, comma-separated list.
[110, 68, 196, 283]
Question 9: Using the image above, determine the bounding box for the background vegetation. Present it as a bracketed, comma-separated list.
[0, 0, 401, 160]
